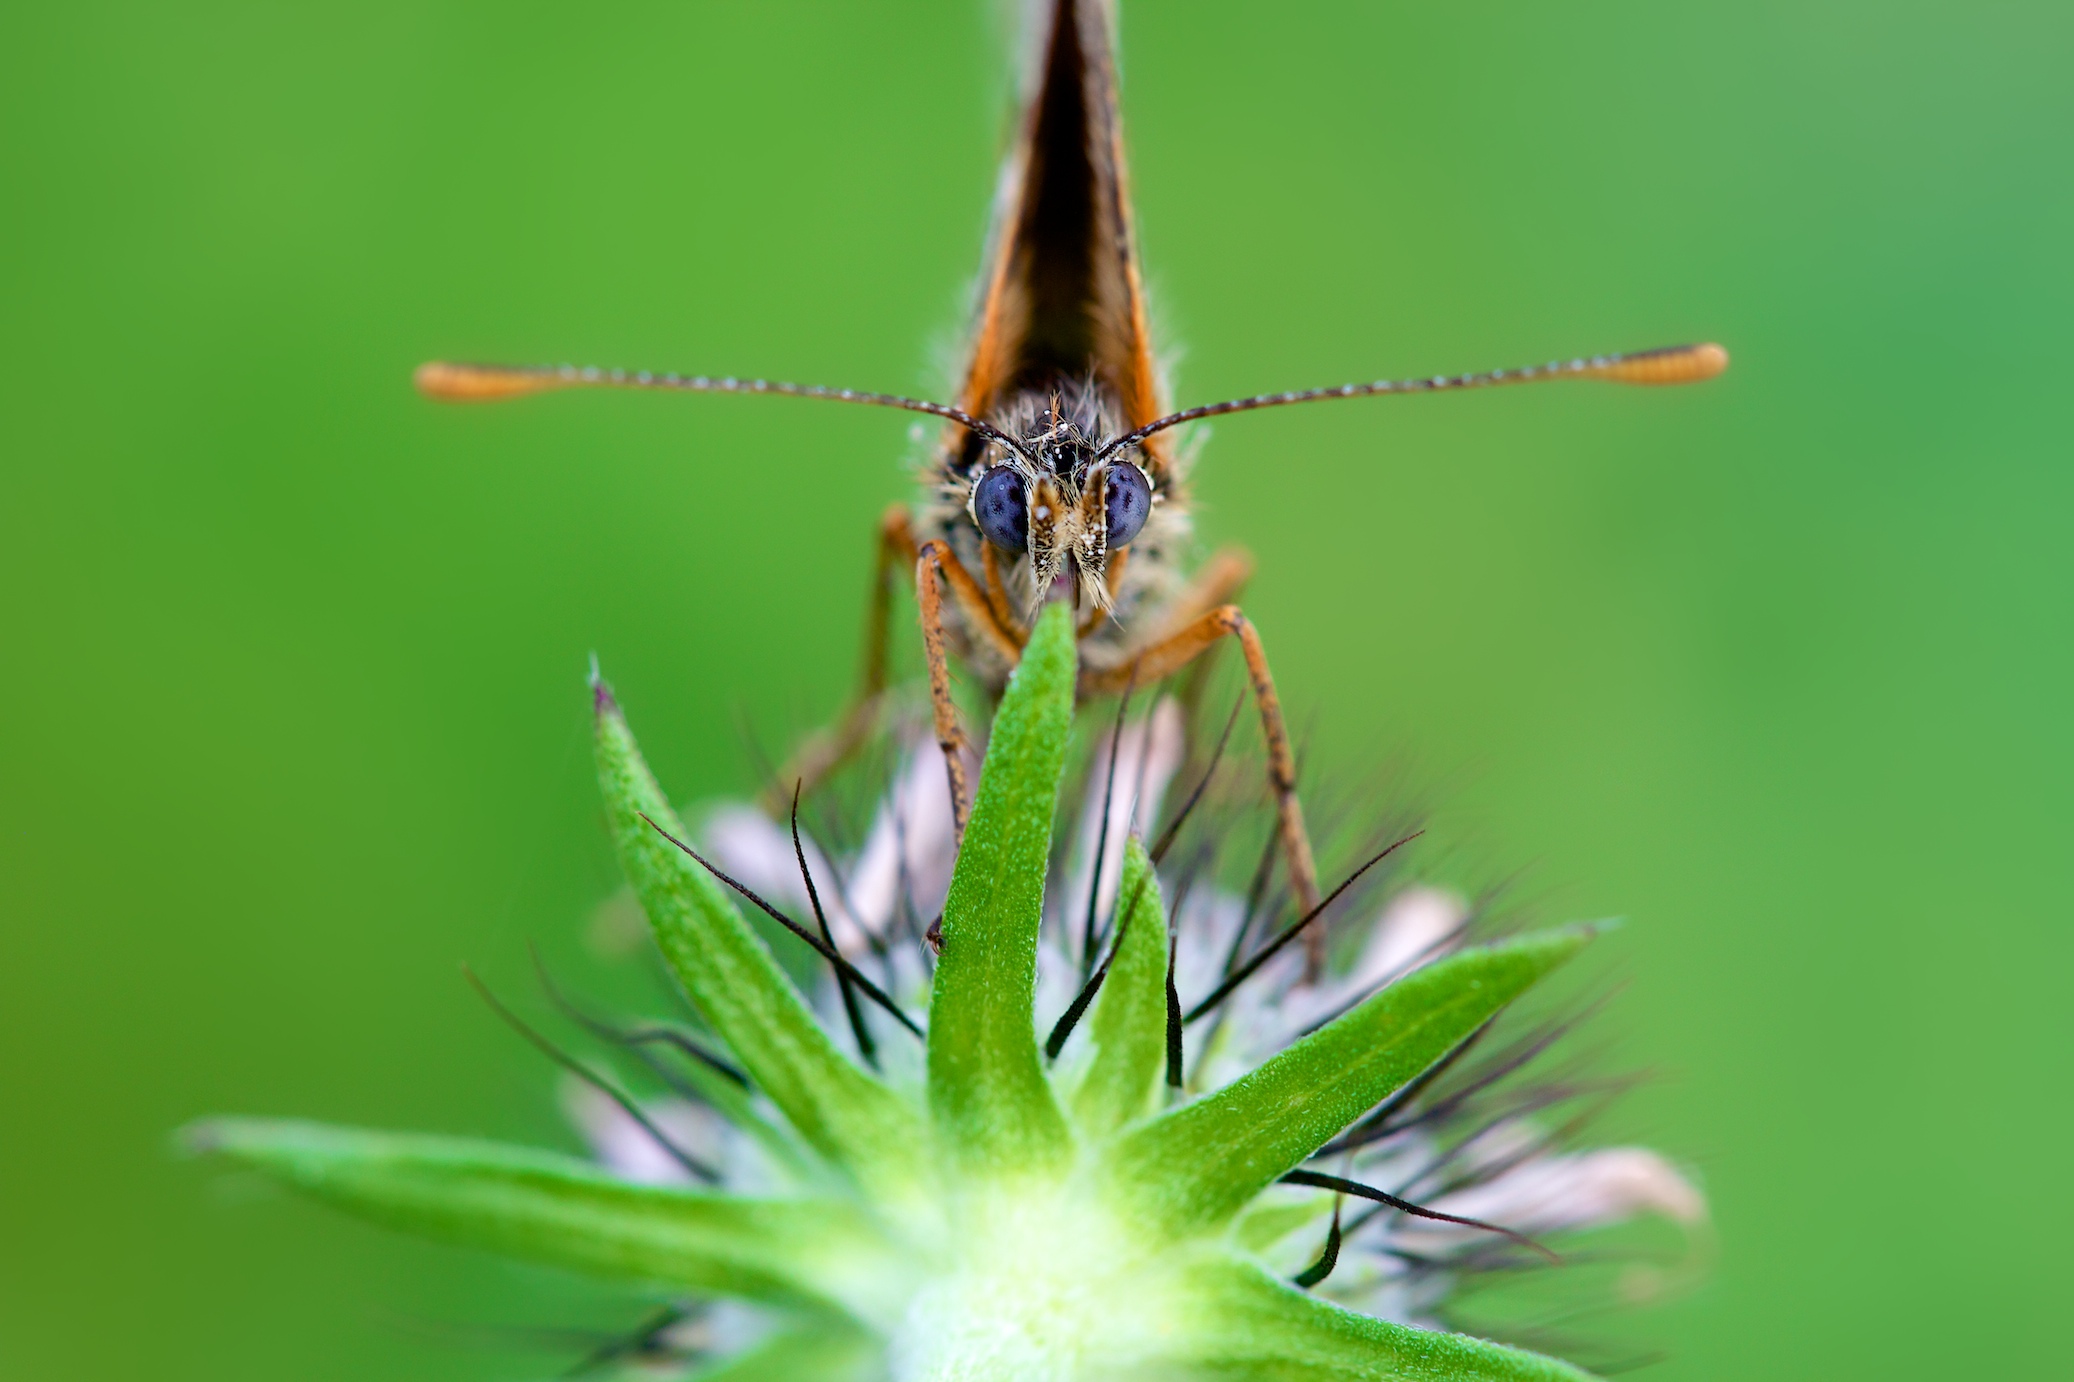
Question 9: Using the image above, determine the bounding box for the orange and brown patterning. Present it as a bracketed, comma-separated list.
[414, 0, 1726, 970]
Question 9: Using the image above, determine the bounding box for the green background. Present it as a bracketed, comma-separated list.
[3, 1, 2066, 1377]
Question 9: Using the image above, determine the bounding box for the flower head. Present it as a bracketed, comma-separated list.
[190, 605, 1701, 1379]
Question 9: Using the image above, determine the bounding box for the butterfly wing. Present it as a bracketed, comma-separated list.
[957, 0, 1166, 470]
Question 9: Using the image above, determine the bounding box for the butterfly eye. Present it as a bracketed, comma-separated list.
[1103, 461, 1152, 548]
[972, 466, 1029, 551]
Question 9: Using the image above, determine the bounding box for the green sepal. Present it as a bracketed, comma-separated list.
[184, 1119, 904, 1321]
[1108, 927, 1593, 1236]
[1173, 1256, 1598, 1381]
[927, 601, 1077, 1174]
[1070, 836, 1171, 1137]
[593, 680, 924, 1199]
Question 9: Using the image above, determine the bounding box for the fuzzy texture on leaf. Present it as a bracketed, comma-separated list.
[926, 601, 1078, 1174]
[594, 678, 925, 1202]
[184, 1119, 900, 1320]
[1172, 1257, 1598, 1381]
[1070, 835, 1170, 1137]
[188, 640, 1678, 1382]
[1106, 927, 1594, 1237]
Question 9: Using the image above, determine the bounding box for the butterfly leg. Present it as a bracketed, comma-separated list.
[1140, 548, 1256, 645]
[1081, 604, 1325, 975]
[913, 539, 1025, 842]
[1135, 546, 1257, 713]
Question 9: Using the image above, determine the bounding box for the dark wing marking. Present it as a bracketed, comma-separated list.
[957, 0, 1166, 475]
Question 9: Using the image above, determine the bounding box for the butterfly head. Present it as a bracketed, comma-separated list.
[964, 391, 1154, 615]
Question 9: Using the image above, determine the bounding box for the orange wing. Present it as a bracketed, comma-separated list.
[958, 0, 1166, 470]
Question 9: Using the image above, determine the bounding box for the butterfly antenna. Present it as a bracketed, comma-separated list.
[416, 360, 1042, 465]
[1095, 342, 1729, 460]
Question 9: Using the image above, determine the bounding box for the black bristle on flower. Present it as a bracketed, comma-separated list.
[1163, 931, 1184, 1088]
[1220, 826, 1284, 979]
[560, 1303, 702, 1378]
[528, 942, 751, 1088]
[462, 964, 721, 1183]
[1045, 865, 1153, 1060]
[1280, 1169, 1557, 1263]
[1150, 692, 1244, 866]
[1295, 916, 1473, 1038]
[641, 812, 924, 1039]
[791, 782, 877, 1068]
[1292, 1194, 1345, 1289]
[1081, 677, 1137, 979]
[375, 1306, 698, 1370]
[1411, 1090, 1631, 1209]
[604, 670, 1694, 1362]
[1183, 831, 1423, 1024]
[1318, 1019, 1494, 1156]
[1338, 988, 1627, 1151]
[800, 829, 895, 972]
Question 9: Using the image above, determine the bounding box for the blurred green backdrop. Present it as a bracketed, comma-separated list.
[3, 0, 2068, 1377]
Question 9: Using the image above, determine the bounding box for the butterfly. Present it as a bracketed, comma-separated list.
[416, 0, 1725, 972]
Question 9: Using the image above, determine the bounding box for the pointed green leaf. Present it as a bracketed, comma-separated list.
[927, 601, 1076, 1173]
[186, 1119, 905, 1321]
[1108, 928, 1593, 1236]
[1071, 837, 1171, 1137]
[594, 681, 923, 1199]
[1174, 1256, 1597, 1381]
